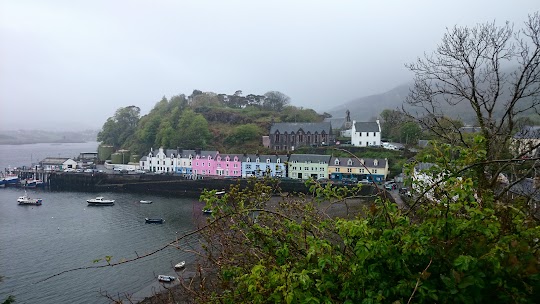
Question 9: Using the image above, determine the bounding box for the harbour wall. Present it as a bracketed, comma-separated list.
[47, 173, 381, 198]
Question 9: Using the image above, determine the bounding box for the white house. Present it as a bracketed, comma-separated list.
[40, 157, 77, 171]
[351, 120, 381, 147]
[140, 147, 178, 173]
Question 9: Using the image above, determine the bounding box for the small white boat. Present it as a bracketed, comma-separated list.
[174, 261, 186, 269]
[17, 191, 42, 205]
[87, 197, 115, 206]
[202, 208, 213, 214]
[140, 200, 153, 204]
[157, 275, 176, 282]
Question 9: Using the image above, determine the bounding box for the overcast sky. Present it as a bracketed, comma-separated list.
[0, 0, 537, 131]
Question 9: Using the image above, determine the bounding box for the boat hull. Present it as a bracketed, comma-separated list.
[145, 218, 164, 224]
[87, 201, 114, 206]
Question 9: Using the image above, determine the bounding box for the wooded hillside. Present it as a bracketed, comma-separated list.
[97, 90, 330, 155]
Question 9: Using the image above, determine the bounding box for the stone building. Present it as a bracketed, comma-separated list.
[269, 122, 334, 151]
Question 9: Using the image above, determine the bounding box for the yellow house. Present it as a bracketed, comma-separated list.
[328, 156, 389, 183]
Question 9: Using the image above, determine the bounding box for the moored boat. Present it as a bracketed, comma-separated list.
[0, 175, 19, 187]
[202, 208, 213, 214]
[174, 261, 186, 269]
[87, 197, 115, 206]
[17, 191, 42, 205]
[145, 217, 164, 224]
[157, 275, 175, 282]
[23, 179, 45, 188]
[140, 200, 153, 204]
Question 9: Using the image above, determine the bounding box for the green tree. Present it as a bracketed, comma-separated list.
[400, 121, 422, 145]
[379, 109, 408, 141]
[97, 106, 140, 148]
[226, 124, 262, 145]
[264, 91, 290, 111]
[176, 110, 211, 149]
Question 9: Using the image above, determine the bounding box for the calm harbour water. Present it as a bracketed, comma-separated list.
[0, 142, 204, 303]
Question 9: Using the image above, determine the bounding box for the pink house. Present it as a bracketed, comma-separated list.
[191, 151, 242, 177]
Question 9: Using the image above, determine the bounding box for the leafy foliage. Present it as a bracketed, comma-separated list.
[188, 141, 540, 303]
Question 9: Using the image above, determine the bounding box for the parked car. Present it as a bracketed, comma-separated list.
[384, 181, 396, 190]
[64, 168, 75, 172]
[84, 169, 93, 173]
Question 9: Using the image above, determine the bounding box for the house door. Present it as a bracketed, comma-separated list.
[298, 173, 303, 179]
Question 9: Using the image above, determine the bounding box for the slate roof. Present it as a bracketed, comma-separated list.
[509, 178, 540, 202]
[40, 157, 71, 165]
[329, 157, 387, 168]
[140, 156, 148, 161]
[514, 126, 540, 139]
[179, 150, 197, 158]
[242, 154, 288, 163]
[270, 122, 331, 134]
[288, 154, 331, 164]
[215, 153, 243, 160]
[354, 121, 380, 132]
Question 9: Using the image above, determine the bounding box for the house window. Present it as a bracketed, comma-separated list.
[347, 159, 353, 165]
[266, 159, 270, 163]
[208, 162, 211, 167]
[234, 164, 238, 168]
[246, 157, 251, 162]
[334, 159, 340, 165]
[320, 167, 324, 171]
[277, 158, 281, 163]
[246, 164, 252, 169]
[304, 167, 309, 171]
[256, 158, 260, 163]
[347, 168, 352, 173]
[336, 168, 340, 172]
[359, 141, 362, 146]
[373, 169, 377, 173]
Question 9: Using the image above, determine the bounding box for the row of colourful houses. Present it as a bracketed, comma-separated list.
[139, 148, 390, 182]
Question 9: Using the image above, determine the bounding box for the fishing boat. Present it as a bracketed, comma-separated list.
[87, 197, 115, 206]
[17, 191, 42, 205]
[0, 175, 19, 187]
[145, 217, 164, 224]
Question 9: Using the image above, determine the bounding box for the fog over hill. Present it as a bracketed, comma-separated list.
[325, 84, 411, 128]
[325, 76, 537, 129]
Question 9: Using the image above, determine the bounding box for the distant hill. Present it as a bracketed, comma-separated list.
[325, 82, 525, 128]
[325, 84, 411, 128]
[0, 130, 98, 145]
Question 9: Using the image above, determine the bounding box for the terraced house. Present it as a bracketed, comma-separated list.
[328, 156, 389, 183]
[287, 154, 331, 180]
[140, 147, 178, 173]
[191, 152, 242, 178]
[241, 154, 287, 178]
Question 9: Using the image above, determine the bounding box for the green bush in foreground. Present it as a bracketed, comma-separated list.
[193, 140, 539, 304]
